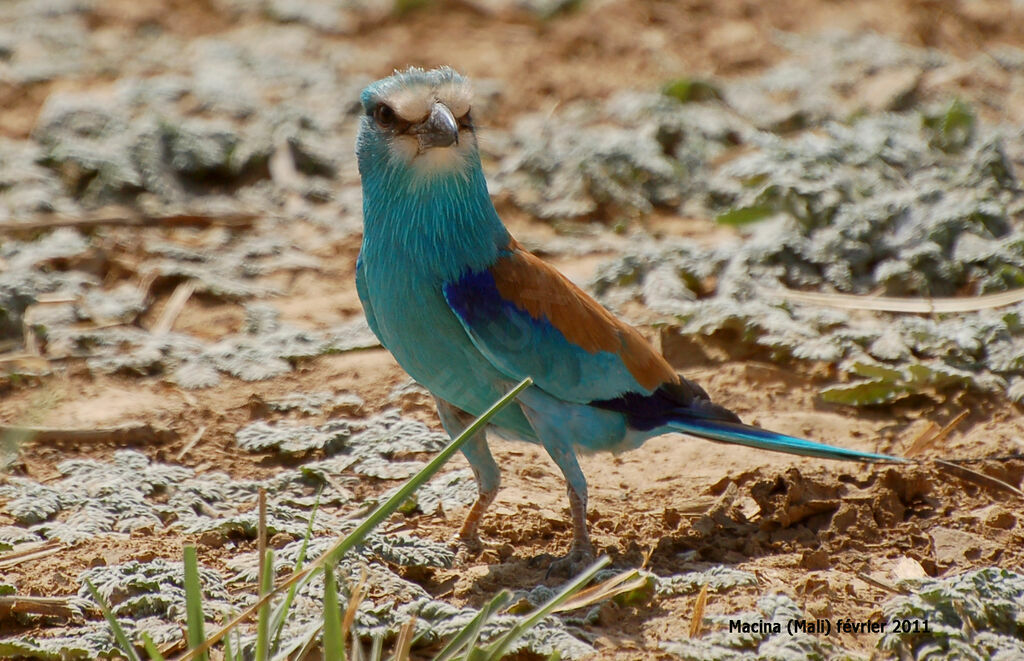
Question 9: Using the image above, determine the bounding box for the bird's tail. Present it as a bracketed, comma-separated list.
[667, 417, 905, 463]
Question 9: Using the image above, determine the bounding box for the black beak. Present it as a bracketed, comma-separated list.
[413, 102, 459, 151]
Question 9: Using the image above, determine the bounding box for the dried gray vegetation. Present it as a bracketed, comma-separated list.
[1, 0, 1023, 658]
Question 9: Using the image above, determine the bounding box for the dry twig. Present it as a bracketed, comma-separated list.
[0, 595, 85, 621]
[768, 286, 1024, 313]
[552, 568, 651, 614]
[393, 616, 417, 660]
[0, 211, 258, 235]
[0, 540, 63, 571]
[922, 410, 969, 449]
[689, 583, 709, 638]
[905, 410, 969, 457]
[856, 572, 910, 595]
[0, 422, 174, 445]
[934, 459, 1024, 500]
[0, 353, 51, 369]
[342, 568, 368, 645]
[175, 425, 206, 461]
[152, 281, 196, 335]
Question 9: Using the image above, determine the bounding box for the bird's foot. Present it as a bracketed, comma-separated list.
[536, 540, 596, 579]
[452, 532, 486, 564]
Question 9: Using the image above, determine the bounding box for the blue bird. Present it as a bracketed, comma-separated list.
[355, 67, 903, 571]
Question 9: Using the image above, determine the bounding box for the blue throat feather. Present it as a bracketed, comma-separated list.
[357, 141, 508, 284]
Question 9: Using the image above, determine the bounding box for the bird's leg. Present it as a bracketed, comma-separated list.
[457, 453, 499, 550]
[435, 397, 500, 553]
[542, 442, 596, 576]
[566, 480, 592, 558]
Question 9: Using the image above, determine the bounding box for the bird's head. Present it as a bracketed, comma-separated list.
[356, 67, 477, 182]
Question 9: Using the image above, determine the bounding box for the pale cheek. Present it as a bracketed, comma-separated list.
[412, 144, 471, 175]
[389, 136, 419, 165]
[389, 134, 475, 177]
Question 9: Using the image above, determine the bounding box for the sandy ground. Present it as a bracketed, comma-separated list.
[3, 0, 1024, 658]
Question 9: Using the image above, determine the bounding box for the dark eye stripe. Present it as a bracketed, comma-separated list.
[371, 101, 469, 133]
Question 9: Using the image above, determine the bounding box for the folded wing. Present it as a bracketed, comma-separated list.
[443, 239, 679, 403]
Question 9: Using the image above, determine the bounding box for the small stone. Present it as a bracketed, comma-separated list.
[662, 507, 682, 530]
[269, 532, 294, 548]
[806, 599, 832, 618]
[198, 531, 225, 548]
[327, 392, 365, 417]
[979, 505, 1016, 530]
[990, 512, 1017, 532]
[930, 527, 998, 566]
[798, 574, 830, 597]
[859, 68, 921, 112]
[800, 548, 831, 570]
[705, 20, 763, 70]
[891, 556, 928, 581]
[539, 509, 564, 525]
[246, 393, 271, 419]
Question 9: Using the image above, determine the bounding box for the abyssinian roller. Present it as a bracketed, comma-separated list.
[354, 67, 902, 571]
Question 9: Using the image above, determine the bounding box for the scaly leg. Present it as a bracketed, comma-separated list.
[542, 441, 596, 574]
[435, 397, 500, 551]
[517, 401, 597, 575]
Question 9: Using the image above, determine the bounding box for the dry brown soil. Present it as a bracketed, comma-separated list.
[3, 0, 1024, 658]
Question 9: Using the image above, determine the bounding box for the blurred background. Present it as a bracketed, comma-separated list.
[3, 1, 1024, 659]
[2, 0, 1024, 224]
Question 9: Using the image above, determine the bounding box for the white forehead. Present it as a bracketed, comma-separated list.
[383, 79, 473, 122]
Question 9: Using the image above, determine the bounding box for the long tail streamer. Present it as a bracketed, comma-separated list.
[669, 418, 905, 463]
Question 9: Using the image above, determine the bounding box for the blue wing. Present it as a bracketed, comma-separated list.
[442, 240, 678, 404]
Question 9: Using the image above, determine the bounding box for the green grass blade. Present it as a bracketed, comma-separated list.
[270, 487, 322, 647]
[462, 595, 511, 656]
[140, 632, 165, 661]
[177, 377, 532, 661]
[479, 556, 611, 661]
[432, 590, 513, 661]
[288, 622, 324, 660]
[321, 376, 532, 569]
[221, 611, 236, 661]
[234, 625, 245, 661]
[182, 545, 208, 661]
[255, 548, 274, 661]
[369, 634, 383, 661]
[323, 566, 345, 661]
[85, 579, 142, 661]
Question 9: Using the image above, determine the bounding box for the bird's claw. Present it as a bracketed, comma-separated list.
[542, 541, 596, 579]
[452, 533, 485, 564]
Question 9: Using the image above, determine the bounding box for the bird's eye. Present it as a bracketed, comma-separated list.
[374, 104, 396, 128]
